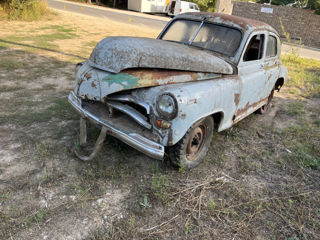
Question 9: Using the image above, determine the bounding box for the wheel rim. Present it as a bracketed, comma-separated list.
[186, 125, 207, 161]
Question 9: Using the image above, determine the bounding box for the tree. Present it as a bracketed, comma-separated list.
[306, 0, 320, 13]
[258, 0, 320, 14]
[191, 0, 217, 12]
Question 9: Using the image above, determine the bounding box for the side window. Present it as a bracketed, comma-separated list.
[266, 35, 277, 58]
[243, 34, 265, 62]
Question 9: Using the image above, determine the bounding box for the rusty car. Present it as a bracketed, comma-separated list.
[68, 13, 287, 169]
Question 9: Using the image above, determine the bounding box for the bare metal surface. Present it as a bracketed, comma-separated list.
[68, 92, 164, 160]
[106, 101, 152, 129]
[74, 126, 108, 161]
[107, 94, 151, 115]
[88, 37, 233, 74]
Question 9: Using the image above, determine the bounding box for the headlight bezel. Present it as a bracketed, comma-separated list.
[156, 93, 178, 120]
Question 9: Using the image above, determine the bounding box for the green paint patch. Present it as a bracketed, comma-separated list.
[102, 73, 139, 89]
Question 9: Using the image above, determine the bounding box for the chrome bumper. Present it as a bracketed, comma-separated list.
[68, 91, 165, 160]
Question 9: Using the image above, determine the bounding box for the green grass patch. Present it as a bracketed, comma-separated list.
[0, 56, 26, 70]
[39, 25, 75, 33]
[84, 40, 98, 48]
[0, 97, 78, 126]
[280, 123, 320, 170]
[0, 44, 7, 50]
[284, 101, 305, 117]
[3, 31, 77, 49]
[282, 54, 320, 97]
[0, 85, 24, 93]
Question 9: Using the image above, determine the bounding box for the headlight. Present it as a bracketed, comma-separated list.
[156, 93, 178, 120]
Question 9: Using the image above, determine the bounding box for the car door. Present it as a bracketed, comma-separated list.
[264, 32, 281, 92]
[234, 31, 273, 122]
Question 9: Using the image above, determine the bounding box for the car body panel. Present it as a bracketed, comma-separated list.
[88, 36, 234, 74]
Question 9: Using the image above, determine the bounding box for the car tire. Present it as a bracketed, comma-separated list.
[258, 89, 274, 115]
[168, 116, 214, 169]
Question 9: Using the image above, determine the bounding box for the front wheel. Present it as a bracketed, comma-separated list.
[168, 116, 214, 169]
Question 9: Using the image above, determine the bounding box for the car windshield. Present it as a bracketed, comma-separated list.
[160, 19, 242, 57]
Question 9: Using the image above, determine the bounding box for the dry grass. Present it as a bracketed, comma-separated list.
[0, 10, 319, 240]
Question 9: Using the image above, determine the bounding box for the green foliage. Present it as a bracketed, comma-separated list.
[139, 195, 152, 209]
[3, 0, 49, 20]
[191, 0, 217, 12]
[256, 0, 320, 14]
[307, 0, 320, 14]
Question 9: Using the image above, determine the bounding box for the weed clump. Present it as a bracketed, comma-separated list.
[2, 0, 49, 21]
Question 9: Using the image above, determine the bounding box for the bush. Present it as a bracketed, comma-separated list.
[191, 0, 217, 12]
[3, 0, 49, 20]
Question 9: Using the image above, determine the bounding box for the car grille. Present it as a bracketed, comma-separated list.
[106, 94, 151, 130]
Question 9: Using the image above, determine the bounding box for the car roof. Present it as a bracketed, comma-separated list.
[174, 12, 278, 35]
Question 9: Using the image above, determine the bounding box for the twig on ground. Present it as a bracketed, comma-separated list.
[143, 214, 179, 232]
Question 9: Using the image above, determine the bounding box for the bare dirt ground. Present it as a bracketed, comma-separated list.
[0, 11, 319, 240]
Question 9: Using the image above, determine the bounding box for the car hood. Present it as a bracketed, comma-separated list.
[88, 37, 234, 75]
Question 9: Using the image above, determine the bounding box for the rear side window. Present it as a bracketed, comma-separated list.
[243, 34, 265, 62]
[266, 35, 277, 58]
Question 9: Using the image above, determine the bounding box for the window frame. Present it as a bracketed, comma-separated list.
[242, 33, 266, 62]
[158, 19, 243, 57]
[239, 31, 267, 65]
[265, 33, 279, 59]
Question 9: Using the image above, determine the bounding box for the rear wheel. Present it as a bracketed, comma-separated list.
[168, 116, 214, 169]
[258, 89, 274, 115]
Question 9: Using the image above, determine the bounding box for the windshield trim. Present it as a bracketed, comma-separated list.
[159, 19, 243, 57]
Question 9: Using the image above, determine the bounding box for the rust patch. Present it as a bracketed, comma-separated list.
[234, 93, 240, 106]
[84, 73, 92, 80]
[91, 82, 97, 88]
[124, 69, 198, 81]
[78, 78, 83, 86]
[234, 96, 269, 120]
[181, 113, 186, 119]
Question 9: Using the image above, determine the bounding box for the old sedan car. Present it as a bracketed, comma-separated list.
[68, 13, 287, 169]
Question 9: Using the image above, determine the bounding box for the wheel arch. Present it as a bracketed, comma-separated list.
[275, 77, 284, 92]
[211, 111, 224, 131]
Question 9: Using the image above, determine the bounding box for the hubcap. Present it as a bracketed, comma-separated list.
[186, 125, 206, 161]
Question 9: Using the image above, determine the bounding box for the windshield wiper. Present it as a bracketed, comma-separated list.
[189, 21, 204, 45]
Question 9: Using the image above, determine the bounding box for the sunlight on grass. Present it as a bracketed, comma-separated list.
[282, 54, 320, 97]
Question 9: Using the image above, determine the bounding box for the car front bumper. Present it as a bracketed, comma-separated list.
[68, 91, 165, 160]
